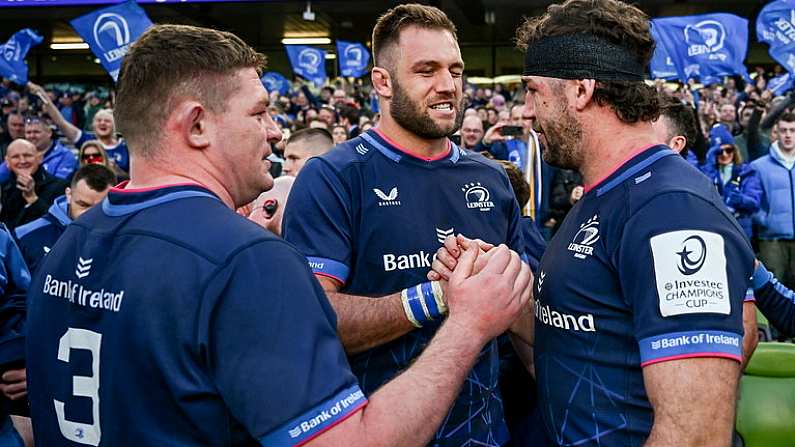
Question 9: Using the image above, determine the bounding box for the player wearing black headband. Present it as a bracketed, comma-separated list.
[516, 1, 753, 446]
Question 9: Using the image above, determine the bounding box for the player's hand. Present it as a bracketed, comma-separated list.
[0, 368, 26, 401]
[445, 244, 533, 341]
[428, 234, 493, 282]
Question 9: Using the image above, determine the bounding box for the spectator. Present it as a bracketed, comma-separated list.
[331, 124, 348, 145]
[247, 175, 294, 237]
[282, 128, 334, 177]
[718, 102, 738, 134]
[0, 140, 68, 229]
[11, 117, 77, 182]
[79, 140, 128, 181]
[318, 104, 337, 127]
[15, 164, 116, 273]
[459, 115, 485, 150]
[82, 92, 103, 131]
[0, 111, 24, 159]
[29, 82, 129, 173]
[548, 169, 583, 235]
[701, 126, 762, 240]
[0, 223, 32, 447]
[752, 112, 795, 290]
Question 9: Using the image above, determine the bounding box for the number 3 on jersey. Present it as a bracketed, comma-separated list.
[55, 328, 102, 446]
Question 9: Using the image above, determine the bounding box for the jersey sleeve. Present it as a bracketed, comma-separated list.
[615, 192, 754, 367]
[73, 130, 94, 147]
[202, 240, 365, 446]
[751, 262, 795, 338]
[0, 225, 30, 366]
[282, 158, 354, 285]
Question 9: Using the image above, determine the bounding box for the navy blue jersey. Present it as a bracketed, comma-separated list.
[534, 146, 754, 446]
[15, 195, 71, 274]
[75, 131, 130, 172]
[26, 184, 365, 446]
[283, 129, 532, 446]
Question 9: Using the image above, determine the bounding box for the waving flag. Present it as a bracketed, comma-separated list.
[652, 14, 749, 83]
[757, 0, 795, 75]
[649, 24, 678, 80]
[285, 45, 326, 86]
[261, 71, 291, 96]
[336, 40, 370, 78]
[769, 72, 795, 96]
[0, 29, 43, 85]
[70, 0, 153, 82]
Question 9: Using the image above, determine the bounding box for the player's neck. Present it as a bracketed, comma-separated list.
[375, 117, 450, 159]
[580, 119, 659, 188]
[126, 156, 234, 208]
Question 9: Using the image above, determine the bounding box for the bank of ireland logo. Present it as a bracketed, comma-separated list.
[567, 214, 599, 259]
[684, 20, 726, 56]
[435, 227, 454, 244]
[288, 426, 301, 438]
[75, 257, 93, 279]
[676, 235, 707, 275]
[93, 13, 130, 57]
[462, 182, 494, 212]
[298, 48, 321, 74]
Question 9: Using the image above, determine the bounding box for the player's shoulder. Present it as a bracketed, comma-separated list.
[313, 133, 378, 169]
[15, 216, 57, 241]
[601, 148, 718, 213]
[458, 147, 510, 175]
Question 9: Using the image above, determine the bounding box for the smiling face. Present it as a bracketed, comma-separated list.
[523, 76, 583, 170]
[211, 68, 283, 206]
[387, 26, 465, 140]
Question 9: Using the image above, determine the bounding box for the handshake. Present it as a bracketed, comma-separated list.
[401, 234, 535, 345]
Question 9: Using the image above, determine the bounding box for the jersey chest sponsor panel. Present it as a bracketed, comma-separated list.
[285, 132, 525, 446]
[26, 186, 362, 446]
[533, 147, 752, 446]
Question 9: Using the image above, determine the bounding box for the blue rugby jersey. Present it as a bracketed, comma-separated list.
[15, 195, 71, 274]
[25, 183, 365, 446]
[283, 129, 537, 446]
[534, 145, 754, 446]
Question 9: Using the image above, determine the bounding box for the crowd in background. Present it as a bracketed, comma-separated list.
[2, 62, 795, 331]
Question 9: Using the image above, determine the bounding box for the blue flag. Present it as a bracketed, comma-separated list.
[652, 14, 749, 83]
[649, 24, 678, 80]
[336, 40, 370, 78]
[285, 45, 326, 86]
[757, 0, 795, 75]
[70, 0, 153, 82]
[0, 29, 43, 85]
[769, 72, 795, 96]
[260, 71, 291, 96]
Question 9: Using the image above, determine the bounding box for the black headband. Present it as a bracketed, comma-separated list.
[522, 33, 645, 82]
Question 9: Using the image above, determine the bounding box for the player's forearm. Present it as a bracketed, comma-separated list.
[43, 101, 79, 142]
[355, 320, 487, 446]
[508, 304, 534, 346]
[326, 291, 416, 354]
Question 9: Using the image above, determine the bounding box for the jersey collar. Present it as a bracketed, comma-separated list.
[361, 129, 462, 165]
[584, 144, 677, 197]
[102, 181, 220, 217]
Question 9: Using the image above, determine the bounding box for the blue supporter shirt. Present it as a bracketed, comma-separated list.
[283, 129, 534, 446]
[74, 130, 130, 172]
[534, 145, 754, 446]
[26, 183, 365, 446]
[15, 195, 71, 274]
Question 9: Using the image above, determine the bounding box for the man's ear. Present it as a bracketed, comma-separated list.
[572, 79, 596, 112]
[371, 67, 393, 99]
[171, 101, 212, 150]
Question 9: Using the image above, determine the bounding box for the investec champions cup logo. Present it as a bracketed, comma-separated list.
[567, 214, 599, 259]
[676, 235, 707, 275]
[298, 48, 322, 74]
[684, 20, 727, 61]
[93, 13, 131, 63]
